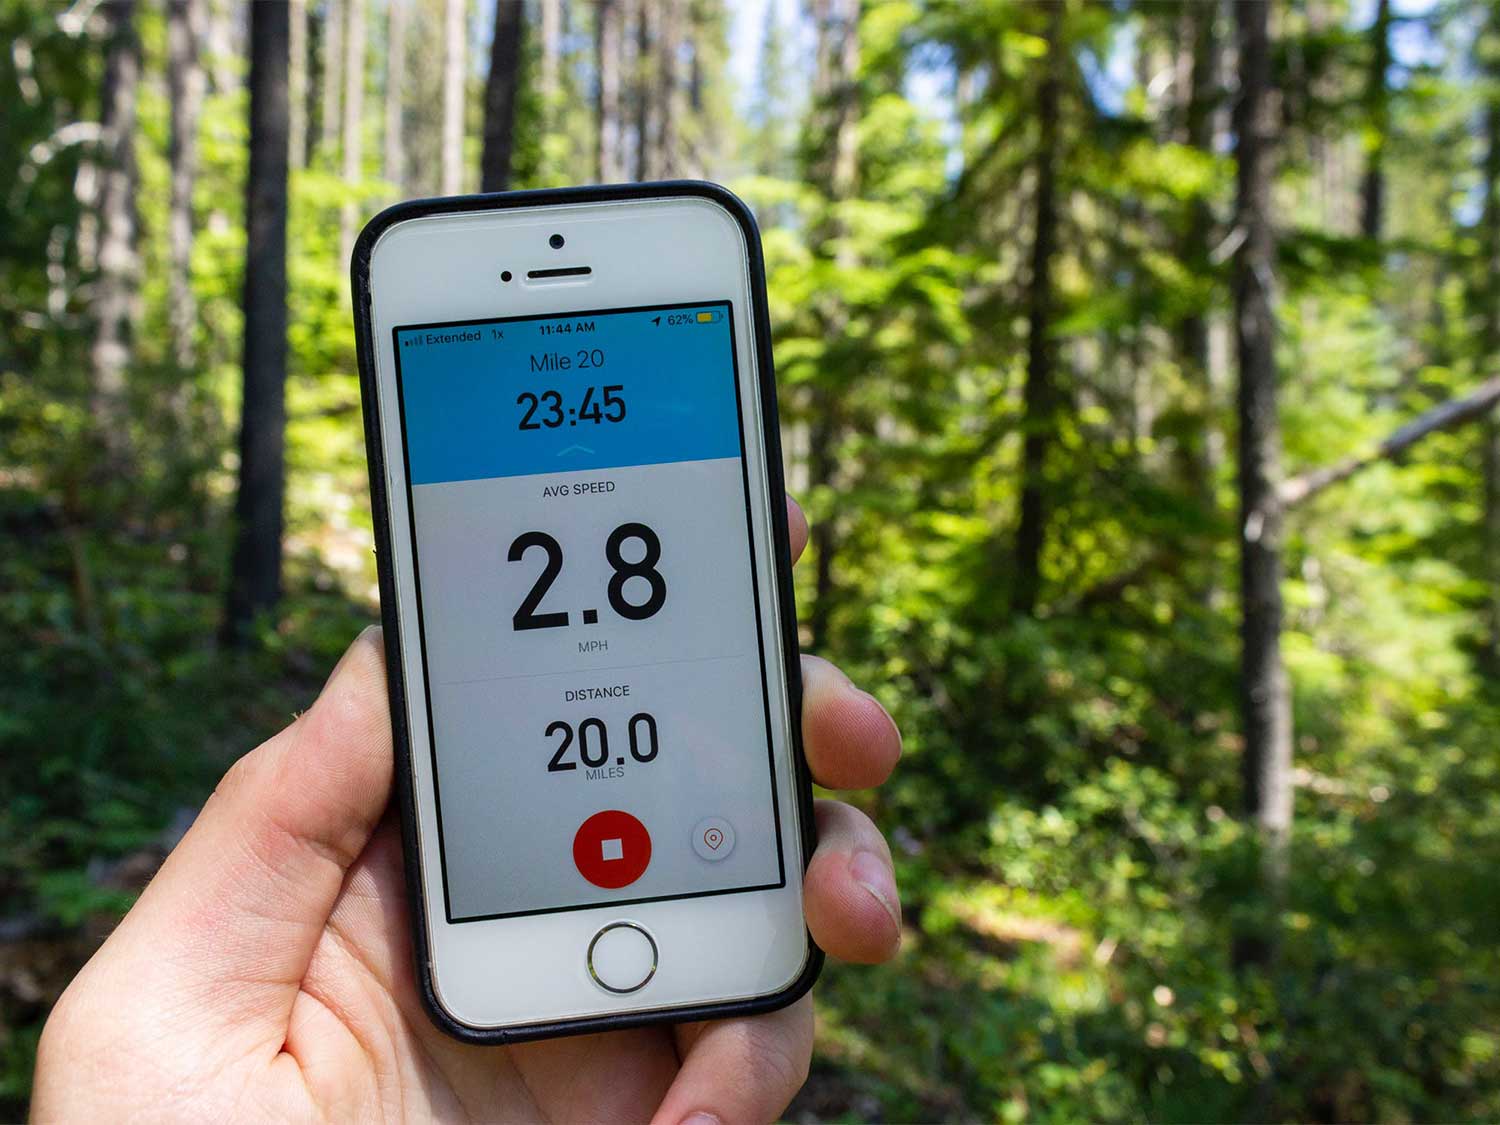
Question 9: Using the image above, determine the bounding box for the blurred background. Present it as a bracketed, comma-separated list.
[3, 0, 1500, 1118]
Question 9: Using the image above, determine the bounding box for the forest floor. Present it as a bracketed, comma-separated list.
[8, 508, 1500, 1122]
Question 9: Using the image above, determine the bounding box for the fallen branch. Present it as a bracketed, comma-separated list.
[1056, 378, 1500, 612]
[1280, 376, 1500, 508]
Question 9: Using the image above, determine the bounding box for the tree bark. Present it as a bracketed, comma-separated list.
[1232, 0, 1293, 903]
[1175, 0, 1220, 521]
[338, 0, 366, 267]
[654, 0, 680, 176]
[224, 0, 291, 644]
[1358, 0, 1392, 240]
[1012, 0, 1064, 618]
[319, 0, 342, 156]
[289, 0, 308, 168]
[827, 0, 857, 203]
[595, 0, 622, 182]
[204, 0, 238, 96]
[631, 0, 656, 181]
[746, 0, 784, 176]
[1480, 62, 1500, 667]
[384, 0, 406, 191]
[540, 0, 560, 106]
[682, 0, 717, 177]
[90, 0, 141, 467]
[803, 0, 859, 652]
[441, 0, 466, 194]
[480, 0, 524, 192]
[166, 0, 205, 370]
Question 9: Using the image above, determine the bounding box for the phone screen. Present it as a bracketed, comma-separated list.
[392, 302, 786, 922]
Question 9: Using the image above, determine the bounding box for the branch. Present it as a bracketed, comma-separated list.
[1054, 378, 1500, 613]
[26, 121, 104, 168]
[1280, 376, 1500, 508]
[56, 0, 105, 36]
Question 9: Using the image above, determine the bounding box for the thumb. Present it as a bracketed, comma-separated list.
[78, 627, 395, 1056]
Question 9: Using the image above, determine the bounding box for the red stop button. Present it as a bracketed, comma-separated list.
[573, 810, 652, 889]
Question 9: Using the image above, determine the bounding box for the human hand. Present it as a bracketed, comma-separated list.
[32, 498, 903, 1123]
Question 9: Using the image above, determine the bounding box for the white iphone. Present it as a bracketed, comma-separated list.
[350, 182, 820, 1042]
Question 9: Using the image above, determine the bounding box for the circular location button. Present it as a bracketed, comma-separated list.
[691, 816, 735, 862]
[573, 810, 652, 889]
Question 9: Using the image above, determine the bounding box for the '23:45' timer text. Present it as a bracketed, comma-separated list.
[517, 348, 623, 431]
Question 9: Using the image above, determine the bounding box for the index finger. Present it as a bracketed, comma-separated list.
[655, 998, 814, 1125]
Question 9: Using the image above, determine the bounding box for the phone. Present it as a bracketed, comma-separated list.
[350, 182, 820, 1042]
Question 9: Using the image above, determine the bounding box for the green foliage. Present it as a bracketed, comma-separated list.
[4, 0, 1500, 1120]
[764, 0, 1500, 1119]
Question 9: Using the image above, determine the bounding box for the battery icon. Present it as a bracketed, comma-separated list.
[695, 310, 723, 324]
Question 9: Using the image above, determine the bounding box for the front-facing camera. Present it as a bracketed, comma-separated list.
[549, 233, 565, 249]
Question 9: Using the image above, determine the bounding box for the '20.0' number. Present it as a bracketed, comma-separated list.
[546, 712, 661, 772]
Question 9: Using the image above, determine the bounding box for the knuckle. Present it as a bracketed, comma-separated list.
[37, 977, 92, 1065]
[212, 744, 264, 805]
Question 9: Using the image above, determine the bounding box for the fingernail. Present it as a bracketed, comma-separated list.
[319, 625, 380, 699]
[850, 850, 902, 934]
[680, 1114, 722, 1125]
[856, 689, 904, 758]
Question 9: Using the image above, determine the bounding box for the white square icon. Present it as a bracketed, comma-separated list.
[600, 838, 624, 862]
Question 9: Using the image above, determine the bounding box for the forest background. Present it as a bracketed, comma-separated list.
[4, 0, 1500, 1119]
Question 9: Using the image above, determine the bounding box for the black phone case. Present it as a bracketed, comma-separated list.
[350, 180, 823, 1044]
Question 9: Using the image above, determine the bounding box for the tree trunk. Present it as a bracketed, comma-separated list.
[1175, 0, 1222, 560]
[205, 0, 239, 96]
[1232, 0, 1293, 909]
[319, 0, 342, 156]
[631, 0, 656, 181]
[384, 0, 406, 192]
[1012, 0, 1064, 618]
[540, 0, 560, 106]
[1480, 72, 1500, 667]
[90, 0, 141, 468]
[804, 0, 859, 652]
[441, 0, 466, 194]
[224, 0, 291, 645]
[656, 0, 683, 176]
[289, 0, 308, 168]
[687, 37, 703, 174]
[682, 0, 715, 177]
[746, 0, 785, 176]
[338, 0, 366, 267]
[596, 0, 622, 182]
[166, 0, 205, 370]
[480, 0, 524, 192]
[1358, 0, 1391, 240]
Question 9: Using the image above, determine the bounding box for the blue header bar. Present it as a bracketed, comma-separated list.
[395, 303, 742, 485]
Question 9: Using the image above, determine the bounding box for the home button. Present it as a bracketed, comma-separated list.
[587, 922, 658, 994]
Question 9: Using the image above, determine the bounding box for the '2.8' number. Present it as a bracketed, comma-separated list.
[508, 523, 666, 630]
